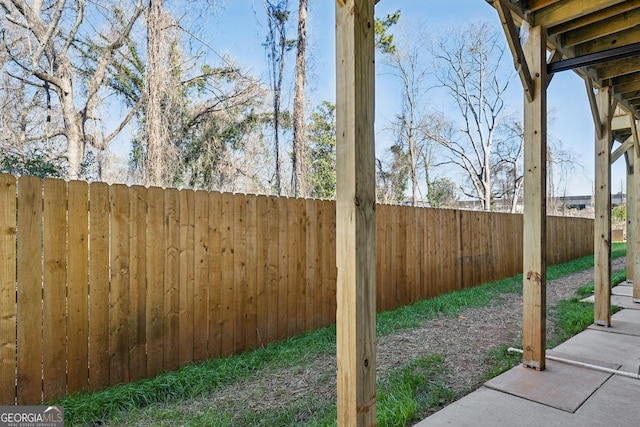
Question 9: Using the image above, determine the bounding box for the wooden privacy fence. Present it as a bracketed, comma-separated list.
[0, 174, 594, 404]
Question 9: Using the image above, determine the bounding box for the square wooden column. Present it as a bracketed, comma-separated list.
[625, 149, 635, 291]
[522, 25, 547, 370]
[335, 0, 377, 425]
[631, 120, 640, 303]
[594, 87, 612, 326]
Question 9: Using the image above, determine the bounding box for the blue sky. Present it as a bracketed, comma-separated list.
[202, 0, 626, 197]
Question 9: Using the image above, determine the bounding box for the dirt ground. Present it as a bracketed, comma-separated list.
[114, 257, 626, 425]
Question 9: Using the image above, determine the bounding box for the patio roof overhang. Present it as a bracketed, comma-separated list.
[493, 0, 640, 121]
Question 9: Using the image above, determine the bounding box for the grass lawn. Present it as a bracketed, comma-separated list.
[53, 242, 627, 426]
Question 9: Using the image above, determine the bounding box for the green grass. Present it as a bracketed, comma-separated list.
[576, 269, 628, 298]
[54, 242, 627, 426]
[547, 298, 622, 348]
[482, 343, 523, 381]
[376, 355, 456, 427]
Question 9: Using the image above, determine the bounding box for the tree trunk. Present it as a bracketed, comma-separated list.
[146, 0, 167, 186]
[58, 63, 85, 180]
[292, 0, 309, 197]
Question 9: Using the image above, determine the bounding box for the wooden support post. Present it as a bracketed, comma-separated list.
[522, 25, 547, 370]
[335, 0, 377, 425]
[632, 121, 640, 303]
[594, 86, 613, 326]
[626, 149, 636, 288]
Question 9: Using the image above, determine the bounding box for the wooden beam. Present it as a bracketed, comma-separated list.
[592, 57, 640, 81]
[613, 80, 640, 95]
[562, 8, 640, 47]
[532, 0, 626, 28]
[495, 0, 534, 102]
[611, 136, 633, 163]
[575, 26, 640, 57]
[549, 0, 640, 36]
[526, 0, 562, 12]
[335, 0, 377, 425]
[586, 77, 604, 140]
[522, 25, 547, 371]
[594, 86, 613, 327]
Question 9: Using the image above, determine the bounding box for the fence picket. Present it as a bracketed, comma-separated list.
[287, 199, 298, 336]
[295, 198, 307, 333]
[245, 195, 258, 351]
[255, 196, 268, 347]
[109, 184, 130, 385]
[278, 197, 289, 340]
[17, 176, 43, 404]
[322, 201, 337, 325]
[145, 186, 164, 377]
[208, 192, 222, 358]
[42, 179, 67, 400]
[129, 185, 147, 381]
[89, 182, 110, 390]
[67, 181, 89, 392]
[163, 188, 180, 371]
[179, 189, 195, 363]
[306, 199, 317, 329]
[0, 175, 16, 405]
[193, 190, 209, 361]
[220, 193, 234, 356]
[233, 194, 246, 353]
[266, 196, 279, 343]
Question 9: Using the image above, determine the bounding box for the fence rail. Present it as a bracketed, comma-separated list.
[0, 174, 594, 404]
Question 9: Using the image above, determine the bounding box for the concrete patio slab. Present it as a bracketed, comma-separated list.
[588, 320, 640, 337]
[416, 307, 640, 426]
[580, 294, 640, 309]
[484, 359, 613, 412]
[552, 329, 640, 373]
[613, 286, 633, 296]
[574, 375, 640, 425]
[588, 309, 640, 336]
[414, 386, 577, 427]
[612, 308, 640, 322]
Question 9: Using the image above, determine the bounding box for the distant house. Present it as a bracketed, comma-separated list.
[554, 193, 625, 210]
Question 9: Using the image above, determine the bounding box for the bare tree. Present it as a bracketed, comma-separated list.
[264, 0, 291, 195]
[291, 0, 308, 197]
[431, 23, 510, 211]
[492, 119, 525, 213]
[383, 23, 433, 206]
[1, 0, 145, 179]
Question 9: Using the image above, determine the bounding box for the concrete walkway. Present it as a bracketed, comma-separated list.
[416, 282, 640, 427]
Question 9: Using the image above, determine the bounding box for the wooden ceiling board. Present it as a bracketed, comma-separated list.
[548, 0, 640, 35]
[596, 56, 640, 79]
[531, 0, 627, 28]
[574, 26, 640, 56]
[613, 80, 640, 94]
[562, 8, 640, 47]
